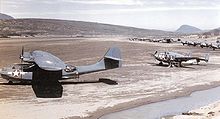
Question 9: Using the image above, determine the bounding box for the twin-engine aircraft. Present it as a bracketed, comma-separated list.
[0, 47, 122, 98]
[152, 51, 209, 67]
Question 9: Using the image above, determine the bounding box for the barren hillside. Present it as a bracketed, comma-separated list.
[0, 13, 14, 20]
[0, 19, 174, 37]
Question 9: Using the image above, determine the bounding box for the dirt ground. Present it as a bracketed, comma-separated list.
[0, 37, 220, 119]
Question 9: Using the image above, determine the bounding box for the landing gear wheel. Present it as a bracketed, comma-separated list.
[168, 63, 173, 68]
[8, 81, 13, 84]
[177, 62, 182, 67]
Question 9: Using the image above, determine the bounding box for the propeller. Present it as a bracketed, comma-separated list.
[19, 46, 24, 80]
[20, 46, 24, 63]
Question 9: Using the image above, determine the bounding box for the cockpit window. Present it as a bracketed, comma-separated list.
[11, 63, 35, 70]
[22, 64, 35, 69]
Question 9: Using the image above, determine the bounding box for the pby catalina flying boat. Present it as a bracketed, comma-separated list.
[0, 47, 122, 98]
[151, 51, 209, 67]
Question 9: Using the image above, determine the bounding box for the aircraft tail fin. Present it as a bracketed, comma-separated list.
[186, 52, 192, 57]
[102, 47, 122, 69]
[149, 51, 157, 57]
[75, 47, 122, 75]
[204, 54, 209, 62]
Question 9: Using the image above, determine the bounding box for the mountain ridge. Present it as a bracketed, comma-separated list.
[0, 18, 175, 37]
[176, 25, 202, 34]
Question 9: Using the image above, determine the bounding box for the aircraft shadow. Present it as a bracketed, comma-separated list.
[32, 81, 63, 98]
[0, 78, 117, 98]
[146, 62, 195, 69]
[61, 78, 118, 85]
[0, 78, 118, 85]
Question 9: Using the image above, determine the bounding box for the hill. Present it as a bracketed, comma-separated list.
[201, 27, 220, 38]
[176, 25, 202, 34]
[0, 13, 14, 20]
[0, 19, 174, 37]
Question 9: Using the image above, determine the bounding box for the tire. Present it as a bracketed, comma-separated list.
[8, 81, 13, 84]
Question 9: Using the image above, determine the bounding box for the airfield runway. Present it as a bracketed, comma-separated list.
[0, 37, 220, 119]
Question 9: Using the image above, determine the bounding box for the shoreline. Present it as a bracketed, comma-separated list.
[1, 37, 220, 119]
[81, 80, 220, 119]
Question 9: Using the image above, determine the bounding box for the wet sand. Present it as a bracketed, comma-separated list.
[0, 37, 220, 119]
[165, 101, 220, 119]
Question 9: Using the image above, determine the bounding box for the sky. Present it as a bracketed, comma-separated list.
[0, 0, 220, 31]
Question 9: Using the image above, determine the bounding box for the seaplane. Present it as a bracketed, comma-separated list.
[0, 47, 122, 98]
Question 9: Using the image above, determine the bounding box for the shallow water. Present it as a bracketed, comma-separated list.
[101, 86, 220, 119]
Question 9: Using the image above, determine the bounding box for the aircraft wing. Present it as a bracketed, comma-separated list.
[74, 47, 122, 75]
[31, 68, 63, 98]
[32, 51, 66, 71]
[175, 55, 209, 62]
[28, 51, 65, 98]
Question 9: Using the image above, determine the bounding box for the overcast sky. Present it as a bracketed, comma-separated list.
[1, 0, 220, 31]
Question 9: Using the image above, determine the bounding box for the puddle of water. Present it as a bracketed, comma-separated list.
[100, 86, 220, 119]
